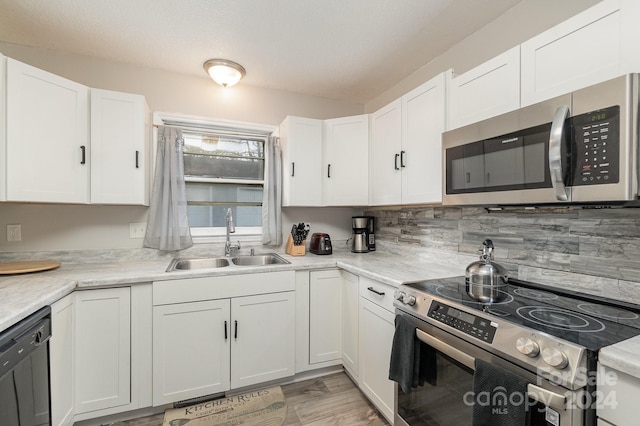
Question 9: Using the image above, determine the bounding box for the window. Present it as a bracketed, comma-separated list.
[182, 131, 266, 238]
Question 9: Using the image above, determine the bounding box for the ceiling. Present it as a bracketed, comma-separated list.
[0, 0, 522, 104]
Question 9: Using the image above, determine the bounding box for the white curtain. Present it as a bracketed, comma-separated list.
[143, 126, 193, 251]
[262, 135, 283, 246]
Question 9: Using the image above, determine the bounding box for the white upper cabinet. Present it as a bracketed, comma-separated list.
[370, 99, 402, 205]
[370, 71, 449, 206]
[401, 72, 448, 204]
[90, 89, 149, 205]
[521, 0, 622, 106]
[324, 114, 369, 206]
[6, 58, 90, 203]
[448, 46, 520, 130]
[280, 116, 323, 206]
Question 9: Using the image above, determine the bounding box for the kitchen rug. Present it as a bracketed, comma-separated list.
[162, 386, 287, 426]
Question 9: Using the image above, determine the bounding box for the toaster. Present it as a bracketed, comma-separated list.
[309, 233, 332, 255]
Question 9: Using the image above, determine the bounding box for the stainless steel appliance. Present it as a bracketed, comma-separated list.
[309, 233, 332, 255]
[393, 277, 640, 426]
[0, 306, 51, 425]
[443, 74, 639, 206]
[350, 216, 369, 253]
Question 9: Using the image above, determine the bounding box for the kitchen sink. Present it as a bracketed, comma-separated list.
[230, 253, 290, 266]
[166, 257, 230, 271]
[166, 253, 290, 272]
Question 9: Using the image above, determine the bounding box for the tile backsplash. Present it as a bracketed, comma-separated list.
[365, 205, 640, 304]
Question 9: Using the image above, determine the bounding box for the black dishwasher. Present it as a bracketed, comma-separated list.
[0, 307, 51, 426]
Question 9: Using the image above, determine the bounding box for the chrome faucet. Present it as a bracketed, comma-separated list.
[225, 208, 241, 256]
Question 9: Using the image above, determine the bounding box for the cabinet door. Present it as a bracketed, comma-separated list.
[309, 270, 343, 364]
[75, 288, 130, 414]
[359, 297, 395, 423]
[521, 0, 621, 107]
[231, 292, 295, 389]
[401, 72, 448, 204]
[341, 271, 359, 379]
[153, 299, 230, 405]
[0, 54, 6, 201]
[50, 294, 75, 426]
[448, 46, 520, 130]
[6, 58, 90, 203]
[370, 99, 402, 205]
[324, 115, 369, 206]
[90, 89, 149, 205]
[280, 116, 323, 206]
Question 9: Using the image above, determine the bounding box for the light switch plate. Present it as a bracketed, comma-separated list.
[129, 223, 147, 239]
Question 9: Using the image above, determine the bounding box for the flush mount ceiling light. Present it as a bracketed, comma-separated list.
[203, 59, 246, 88]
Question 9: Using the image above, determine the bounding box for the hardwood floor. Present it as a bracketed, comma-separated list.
[108, 372, 389, 426]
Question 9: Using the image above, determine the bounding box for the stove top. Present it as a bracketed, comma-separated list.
[400, 276, 640, 353]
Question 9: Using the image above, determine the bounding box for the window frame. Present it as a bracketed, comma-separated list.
[153, 112, 277, 243]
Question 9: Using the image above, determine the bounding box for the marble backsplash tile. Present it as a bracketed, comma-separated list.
[365, 205, 640, 304]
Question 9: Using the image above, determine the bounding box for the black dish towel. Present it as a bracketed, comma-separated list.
[388, 315, 437, 393]
[472, 358, 529, 426]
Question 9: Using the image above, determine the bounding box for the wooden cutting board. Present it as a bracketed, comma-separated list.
[0, 260, 61, 275]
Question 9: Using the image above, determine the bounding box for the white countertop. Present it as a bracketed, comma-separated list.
[3, 244, 639, 380]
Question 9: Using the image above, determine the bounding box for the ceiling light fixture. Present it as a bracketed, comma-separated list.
[203, 59, 246, 88]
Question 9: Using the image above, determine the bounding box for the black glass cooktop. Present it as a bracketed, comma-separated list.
[404, 276, 640, 352]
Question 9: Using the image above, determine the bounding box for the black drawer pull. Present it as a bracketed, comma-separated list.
[234, 320, 238, 339]
[224, 321, 228, 340]
[135, 150, 140, 168]
[80, 146, 86, 165]
[291, 162, 295, 177]
[367, 287, 385, 296]
[394, 153, 400, 170]
[328, 164, 331, 178]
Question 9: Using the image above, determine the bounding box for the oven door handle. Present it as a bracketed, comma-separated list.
[527, 383, 567, 411]
[416, 329, 475, 370]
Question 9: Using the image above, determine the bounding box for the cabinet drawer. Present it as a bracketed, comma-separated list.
[359, 277, 396, 313]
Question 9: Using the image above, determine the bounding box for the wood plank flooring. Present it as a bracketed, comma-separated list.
[106, 372, 389, 426]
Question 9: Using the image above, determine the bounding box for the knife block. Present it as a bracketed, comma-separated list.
[285, 234, 306, 256]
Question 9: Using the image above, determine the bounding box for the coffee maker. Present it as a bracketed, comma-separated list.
[351, 216, 369, 253]
[366, 216, 376, 251]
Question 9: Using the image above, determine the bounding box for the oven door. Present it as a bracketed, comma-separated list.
[394, 312, 584, 426]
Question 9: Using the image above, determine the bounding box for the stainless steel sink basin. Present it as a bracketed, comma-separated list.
[166, 253, 290, 271]
[231, 253, 290, 266]
[166, 257, 230, 271]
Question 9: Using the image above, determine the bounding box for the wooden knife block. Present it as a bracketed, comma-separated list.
[285, 234, 306, 256]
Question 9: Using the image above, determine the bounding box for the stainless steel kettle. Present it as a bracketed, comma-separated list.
[465, 239, 508, 303]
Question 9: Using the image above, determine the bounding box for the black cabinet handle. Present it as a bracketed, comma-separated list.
[394, 153, 400, 170]
[367, 286, 385, 296]
[135, 151, 139, 169]
[328, 164, 331, 178]
[80, 146, 86, 165]
[224, 321, 228, 340]
[291, 162, 295, 177]
[401, 150, 406, 168]
[234, 320, 238, 339]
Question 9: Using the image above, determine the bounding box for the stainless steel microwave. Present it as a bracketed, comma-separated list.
[442, 74, 639, 206]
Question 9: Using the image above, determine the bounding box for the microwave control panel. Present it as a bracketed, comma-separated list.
[428, 301, 497, 344]
[572, 105, 619, 186]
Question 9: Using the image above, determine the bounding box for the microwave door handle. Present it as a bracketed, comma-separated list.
[549, 105, 570, 201]
[416, 329, 475, 370]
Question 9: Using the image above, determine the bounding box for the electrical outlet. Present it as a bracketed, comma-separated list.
[7, 224, 21, 242]
[129, 223, 147, 239]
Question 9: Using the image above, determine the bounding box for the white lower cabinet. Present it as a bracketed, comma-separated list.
[309, 270, 343, 364]
[597, 362, 640, 426]
[358, 277, 396, 423]
[50, 294, 75, 426]
[152, 272, 296, 406]
[341, 271, 359, 381]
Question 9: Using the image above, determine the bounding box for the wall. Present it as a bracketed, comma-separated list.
[365, 205, 640, 304]
[365, 0, 601, 112]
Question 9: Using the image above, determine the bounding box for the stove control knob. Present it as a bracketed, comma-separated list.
[395, 292, 406, 302]
[405, 295, 417, 306]
[516, 337, 540, 357]
[542, 347, 568, 369]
